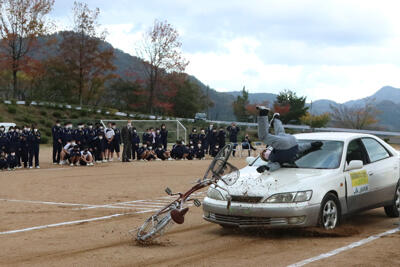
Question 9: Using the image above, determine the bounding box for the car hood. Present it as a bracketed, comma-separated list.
[221, 165, 336, 198]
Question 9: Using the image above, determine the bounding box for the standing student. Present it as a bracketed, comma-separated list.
[131, 128, 140, 160]
[199, 129, 207, 152]
[189, 128, 199, 145]
[7, 127, 18, 155]
[121, 121, 132, 162]
[30, 125, 41, 168]
[111, 122, 121, 161]
[154, 128, 163, 148]
[20, 125, 30, 168]
[74, 123, 86, 148]
[208, 128, 218, 155]
[217, 127, 226, 148]
[206, 124, 215, 154]
[0, 125, 8, 154]
[52, 120, 63, 164]
[227, 122, 240, 157]
[160, 124, 168, 149]
[15, 127, 22, 168]
[104, 122, 115, 161]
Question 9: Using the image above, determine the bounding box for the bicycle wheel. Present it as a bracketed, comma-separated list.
[136, 209, 173, 243]
[203, 144, 233, 180]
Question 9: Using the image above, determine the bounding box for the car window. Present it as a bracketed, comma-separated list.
[361, 138, 390, 163]
[294, 140, 343, 169]
[346, 139, 369, 165]
[250, 140, 343, 169]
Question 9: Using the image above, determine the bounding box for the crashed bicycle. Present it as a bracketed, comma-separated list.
[134, 144, 239, 243]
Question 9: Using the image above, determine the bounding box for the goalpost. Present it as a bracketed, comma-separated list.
[100, 119, 187, 145]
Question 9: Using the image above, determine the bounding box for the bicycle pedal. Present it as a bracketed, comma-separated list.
[193, 199, 202, 207]
[165, 187, 172, 195]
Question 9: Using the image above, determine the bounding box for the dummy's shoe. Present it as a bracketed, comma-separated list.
[270, 113, 280, 127]
[256, 106, 270, 116]
[256, 165, 270, 173]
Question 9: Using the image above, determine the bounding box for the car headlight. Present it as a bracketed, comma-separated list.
[265, 190, 312, 203]
[206, 187, 225, 201]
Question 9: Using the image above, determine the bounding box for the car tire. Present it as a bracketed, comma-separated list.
[384, 182, 400, 218]
[318, 193, 341, 230]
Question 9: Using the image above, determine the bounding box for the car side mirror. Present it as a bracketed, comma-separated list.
[246, 156, 256, 165]
[345, 160, 363, 171]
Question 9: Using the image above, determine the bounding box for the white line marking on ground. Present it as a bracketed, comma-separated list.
[0, 198, 94, 207]
[287, 227, 400, 267]
[0, 208, 160, 236]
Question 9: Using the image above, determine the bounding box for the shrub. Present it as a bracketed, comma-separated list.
[44, 129, 52, 136]
[39, 119, 46, 124]
[79, 109, 88, 117]
[71, 113, 79, 119]
[45, 121, 53, 128]
[7, 105, 17, 114]
[40, 110, 47, 116]
[52, 111, 62, 118]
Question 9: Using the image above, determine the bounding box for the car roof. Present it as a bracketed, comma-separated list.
[294, 132, 377, 142]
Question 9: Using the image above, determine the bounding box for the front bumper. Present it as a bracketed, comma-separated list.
[202, 197, 320, 228]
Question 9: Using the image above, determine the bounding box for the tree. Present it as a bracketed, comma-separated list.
[232, 86, 250, 122]
[300, 112, 330, 128]
[136, 19, 189, 114]
[330, 101, 379, 129]
[107, 78, 145, 111]
[246, 101, 269, 122]
[171, 77, 208, 118]
[0, 0, 54, 99]
[59, 1, 115, 106]
[274, 90, 308, 124]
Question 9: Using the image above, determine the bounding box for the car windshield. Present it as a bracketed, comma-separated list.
[250, 140, 344, 169]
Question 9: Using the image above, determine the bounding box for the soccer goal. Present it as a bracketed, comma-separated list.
[100, 119, 187, 144]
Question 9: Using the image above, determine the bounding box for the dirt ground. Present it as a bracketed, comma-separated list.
[0, 146, 399, 267]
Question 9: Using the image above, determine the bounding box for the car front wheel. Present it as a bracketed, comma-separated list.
[384, 182, 400, 218]
[319, 193, 341, 230]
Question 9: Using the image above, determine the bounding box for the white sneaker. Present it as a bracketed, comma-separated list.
[109, 158, 113, 162]
[118, 157, 121, 161]
[29, 166, 33, 169]
[102, 159, 107, 163]
[75, 163, 79, 166]
[53, 162, 58, 165]
[70, 163, 74, 166]
[7, 168, 11, 171]
[89, 162, 94, 166]
[96, 160, 101, 164]
[36, 166, 40, 169]
[167, 158, 173, 161]
[156, 158, 161, 161]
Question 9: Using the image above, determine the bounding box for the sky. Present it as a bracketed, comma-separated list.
[51, 0, 400, 103]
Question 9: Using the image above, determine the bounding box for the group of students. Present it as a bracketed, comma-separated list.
[0, 125, 41, 171]
[52, 121, 123, 166]
[50, 120, 258, 167]
[186, 123, 256, 157]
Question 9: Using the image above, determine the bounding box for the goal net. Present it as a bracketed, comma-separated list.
[100, 119, 187, 145]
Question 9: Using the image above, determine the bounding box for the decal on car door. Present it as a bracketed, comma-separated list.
[350, 170, 369, 195]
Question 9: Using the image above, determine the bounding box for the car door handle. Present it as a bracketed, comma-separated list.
[368, 172, 374, 176]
